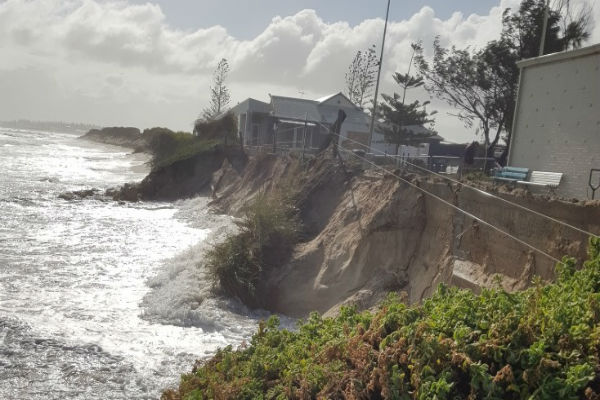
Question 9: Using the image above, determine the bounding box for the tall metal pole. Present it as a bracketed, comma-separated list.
[367, 0, 391, 153]
[538, 0, 550, 56]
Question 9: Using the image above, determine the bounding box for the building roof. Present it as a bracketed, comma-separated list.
[228, 98, 271, 116]
[315, 93, 338, 103]
[517, 42, 600, 69]
[270, 95, 322, 122]
[247, 98, 272, 113]
[316, 92, 361, 110]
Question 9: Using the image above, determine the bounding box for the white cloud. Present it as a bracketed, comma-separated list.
[0, 0, 597, 141]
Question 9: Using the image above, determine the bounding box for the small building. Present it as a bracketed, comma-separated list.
[228, 93, 369, 151]
[227, 92, 442, 157]
[509, 43, 600, 199]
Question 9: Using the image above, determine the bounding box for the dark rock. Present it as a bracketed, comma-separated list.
[58, 188, 101, 201]
[106, 184, 140, 202]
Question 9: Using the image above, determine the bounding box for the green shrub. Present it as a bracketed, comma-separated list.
[193, 113, 238, 143]
[142, 127, 218, 170]
[463, 170, 492, 182]
[165, 237, 600, 400]
[206, 189, 300, 307]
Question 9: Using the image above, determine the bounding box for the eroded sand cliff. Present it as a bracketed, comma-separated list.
[210, 153, 600, 317]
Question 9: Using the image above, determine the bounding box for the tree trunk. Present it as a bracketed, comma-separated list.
[486, 123, 504, 158]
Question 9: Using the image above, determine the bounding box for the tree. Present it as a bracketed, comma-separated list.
[344, 45, 378, 109]
[554, 0, 592, 49]
[379, 43, 437, 155]
[502, 0, 591, 59]
[496, 0, 591, 149]
[203, 58, 231, 120]
[414, 0, 591, 162]
[193, 112, 238, 143]
[415, 39, 513, 159]
[378, 95, 437, 155]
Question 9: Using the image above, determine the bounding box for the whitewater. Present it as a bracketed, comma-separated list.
[0, 128, 272, 399]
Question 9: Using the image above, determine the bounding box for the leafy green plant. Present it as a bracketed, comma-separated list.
[143, 127, 220, 170]
[206, 189, 300, 307]
[462, 170, 492, 182]
[165, 237, 600, 400]
[193, 112, 238, 143]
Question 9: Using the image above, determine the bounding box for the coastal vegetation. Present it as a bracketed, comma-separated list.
[143, 127, 218, 170]
[164, 237, 600, 399]
[80, 113, 238, 171]
[201, 58, 232, 120]
[143, 113, 237, 170]
[206, 185, 300, 308]
[192, 113, 238, 144]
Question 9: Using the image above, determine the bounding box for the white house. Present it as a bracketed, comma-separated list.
[226, 92, 441, 156]
[508, 43, 600, 199]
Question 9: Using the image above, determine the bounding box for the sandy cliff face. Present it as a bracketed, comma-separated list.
[210, 153, 600, 317]
[271, 176, 431, 317]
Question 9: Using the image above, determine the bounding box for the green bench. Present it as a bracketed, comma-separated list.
[493, 166, 529, 183]
[494, 167, 563, 193]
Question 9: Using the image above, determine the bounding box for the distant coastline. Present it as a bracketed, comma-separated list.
[0, 119, 100, 134]
[79, 126, 149, 152]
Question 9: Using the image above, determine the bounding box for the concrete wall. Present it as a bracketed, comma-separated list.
[509, 44, 600, 199]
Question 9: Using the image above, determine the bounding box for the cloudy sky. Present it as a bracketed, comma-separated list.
[1, 0, 598, 142]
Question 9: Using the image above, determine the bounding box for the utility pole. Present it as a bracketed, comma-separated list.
[367, 0, 391, 153]
[539, 0, 550, 56]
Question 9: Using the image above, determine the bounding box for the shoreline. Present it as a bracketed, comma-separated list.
[52, 130, 600, 398]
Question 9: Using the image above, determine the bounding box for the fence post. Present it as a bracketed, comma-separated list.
[272, 121, 278, 154]
[302, 113, 308, 162]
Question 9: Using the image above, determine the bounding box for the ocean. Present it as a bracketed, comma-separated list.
[0, 128, 268, 399]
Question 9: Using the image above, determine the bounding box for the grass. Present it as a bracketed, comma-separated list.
[206, 188, 300, 308]
[164, 237, 600, 399]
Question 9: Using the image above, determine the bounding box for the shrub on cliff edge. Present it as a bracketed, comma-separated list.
[143, 127, 218, 170]
[206, 188, 300, 308]
[193, 113, 238, 144]
[164, 237, 600, 399]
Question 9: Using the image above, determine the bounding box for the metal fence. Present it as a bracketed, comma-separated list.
[243, 143, 321, 159]
[242, 143, 498, 178]
[343, 151, 498, 178]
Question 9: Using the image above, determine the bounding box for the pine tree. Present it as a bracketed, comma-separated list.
[379, 43, 437, 155]
[344, 46, 377, 109]
[203, 58, 231, 120]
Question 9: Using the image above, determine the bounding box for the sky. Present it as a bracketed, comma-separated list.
[0, 0, 598, 143]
